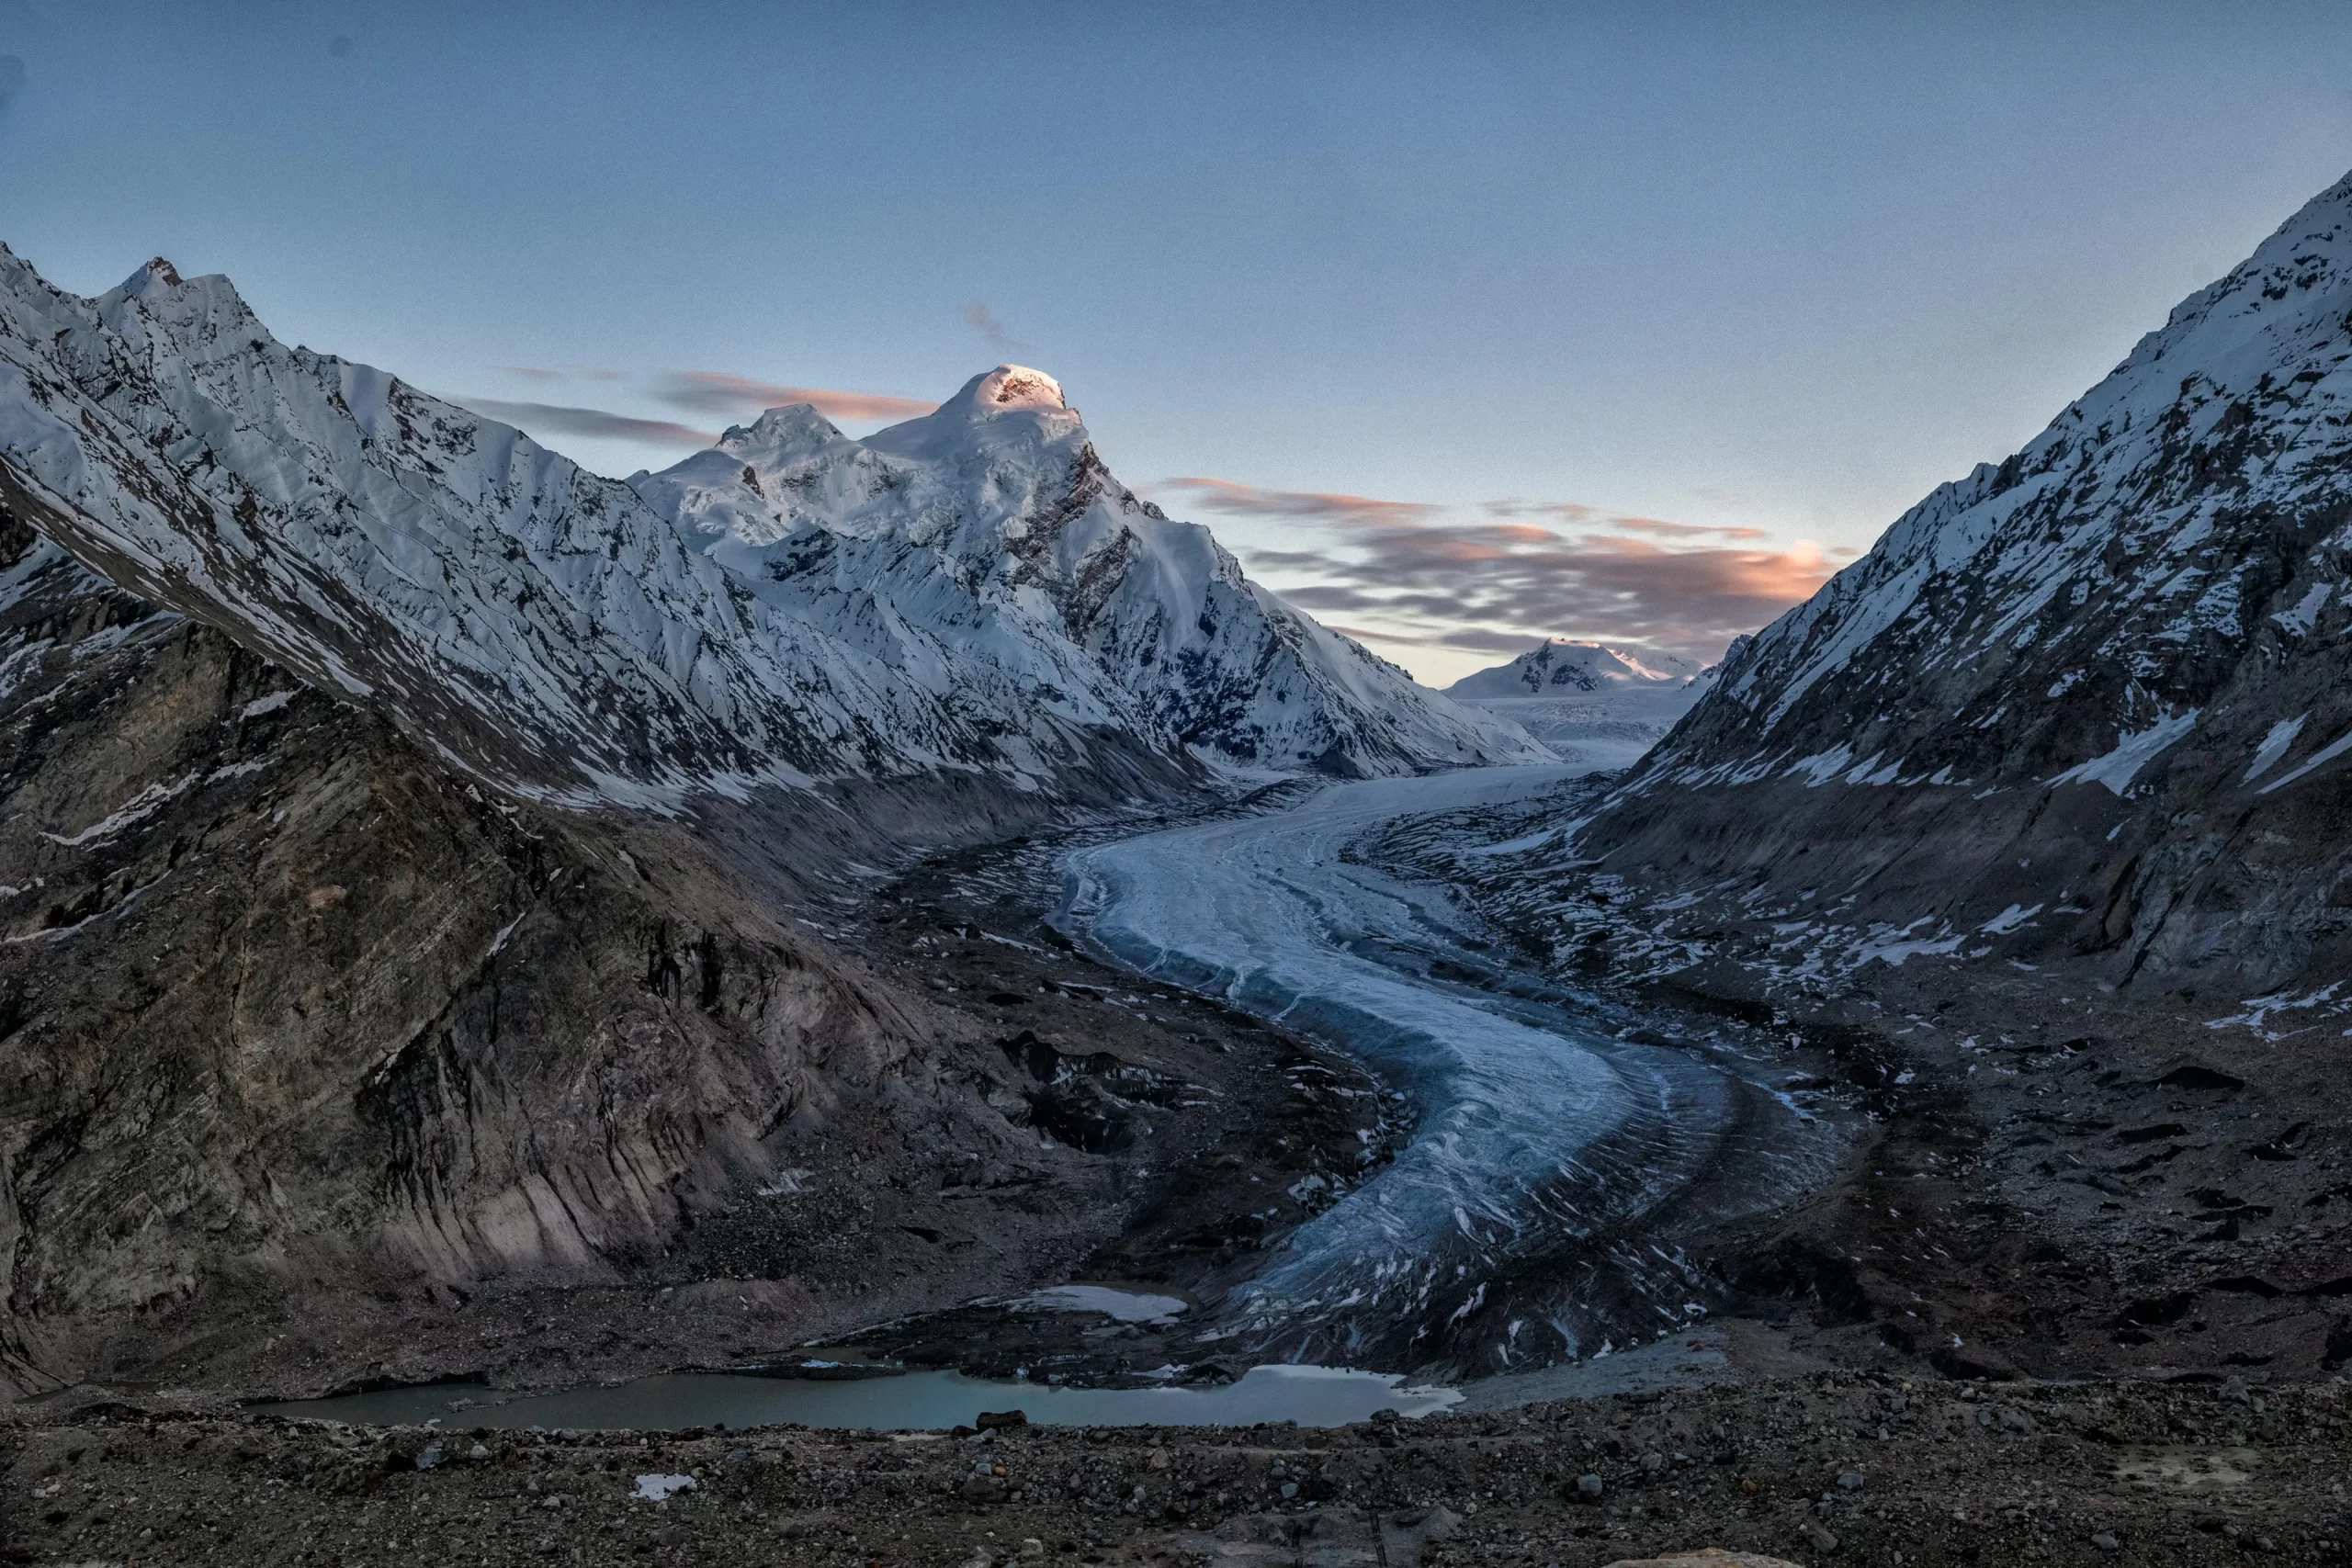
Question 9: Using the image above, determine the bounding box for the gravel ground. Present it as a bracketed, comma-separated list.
[9, 1372, 2351, 1565]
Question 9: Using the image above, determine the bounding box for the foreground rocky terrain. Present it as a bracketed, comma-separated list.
[8, 1371, 2350, 1565]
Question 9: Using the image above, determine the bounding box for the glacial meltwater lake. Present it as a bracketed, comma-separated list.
[251, 1364, 1461, 1432]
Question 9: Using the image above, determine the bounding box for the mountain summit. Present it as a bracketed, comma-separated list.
[1445, 639, 1702, 699]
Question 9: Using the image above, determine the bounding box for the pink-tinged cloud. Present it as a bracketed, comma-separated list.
[457, 398, 718, 448]
[1484, 498, 1595, 522]
[1608, 515, 1770, 541]
[1157, 476, 1442, 527]
[656, 372, 939, 424]
[1487, 499, 1768, 540]
[1238, 522, 1835, 663]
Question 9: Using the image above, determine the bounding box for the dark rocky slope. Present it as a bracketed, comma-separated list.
[0, 503, 920, 1395]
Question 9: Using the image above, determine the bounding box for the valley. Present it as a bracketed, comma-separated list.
[6, 152, 2352, 1568]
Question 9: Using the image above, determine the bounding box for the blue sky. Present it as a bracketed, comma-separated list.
[3, 1, 2349, 683]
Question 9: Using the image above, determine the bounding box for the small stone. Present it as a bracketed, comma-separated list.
[1148, 1448, 1170, 1470]
[2090, 1534, 2120, 1552]
[411, 1445, 446, 1471]
[1640, 1451, 1666, 1472]
[1798, 1517, 1839, 1551]
[467, 1443, 490, 1461]
[1018, 1541, 1046, 1562]
[1280, 1481, 1299, 1499]
[1576, 1472, 1606, 1499]
[1837, 1471, 1864, 1490]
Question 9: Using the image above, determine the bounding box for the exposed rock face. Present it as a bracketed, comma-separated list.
[1541, 167, 2352, 1006]
[0, 507, 924, 1393]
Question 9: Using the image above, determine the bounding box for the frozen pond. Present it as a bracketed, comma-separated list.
[252, 1363, 1459, 1431]
[1057, 765, 1832, 1373]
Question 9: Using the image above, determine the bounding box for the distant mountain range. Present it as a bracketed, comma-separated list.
[0, 252, 1538, 809]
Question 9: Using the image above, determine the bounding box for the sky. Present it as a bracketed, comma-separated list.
[2, 3, 2349, 686]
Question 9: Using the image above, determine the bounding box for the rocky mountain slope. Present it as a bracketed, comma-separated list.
[0, 503, 951, 1396]
[1489, 166, 2352, 1009]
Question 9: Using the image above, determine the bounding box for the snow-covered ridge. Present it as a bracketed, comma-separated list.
[0, 250, 1540, 805]
[1623, 166, 2352, 803]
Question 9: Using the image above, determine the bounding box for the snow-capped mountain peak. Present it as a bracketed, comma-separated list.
[1447, 639, 1701, 699]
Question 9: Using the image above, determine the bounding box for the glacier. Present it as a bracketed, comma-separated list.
[1058, 764, 1836, 1371]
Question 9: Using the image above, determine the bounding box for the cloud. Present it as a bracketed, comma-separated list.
[457, 398, 717, 448]
[1156, 476, 1442, 527]
[1487, 498, 1765, 540]
[652, 371, 937, 424]
[1236, 520, 1836, 663]
[500, 365, 623, 382]
[963, 303, 1016, 350]
[1155, 472, 1829, 660]
[1483, 498, 1593, 522]
[1608, 515, 1770, 541]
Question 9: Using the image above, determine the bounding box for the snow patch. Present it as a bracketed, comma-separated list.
[2259, 724, 2352, 795]
[2046, 708, 2199, 795]
[2244, 714, 2308, 784]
